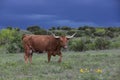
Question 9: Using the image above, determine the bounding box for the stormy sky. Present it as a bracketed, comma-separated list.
[0, 0, 120, 29]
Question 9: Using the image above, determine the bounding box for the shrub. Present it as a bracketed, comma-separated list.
[0, 29, 23, 53]
[68, 37, 97, 51]
[7, 38, 23, 53]
[110, 42, 120, 49]
[94, 28, 105, 37]
[81, 37, 95, 50]
[6, 43, 19, 53]
[68, 38, 86, 51]
[86, 43, 96, 50]
[0, 29, 16, 44]
[105, 30, 114, 38]
[109, 36, 120, 49]
[94, 37, 110, 50]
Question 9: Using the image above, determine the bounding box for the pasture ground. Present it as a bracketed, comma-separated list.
[0, 49, 120, 80]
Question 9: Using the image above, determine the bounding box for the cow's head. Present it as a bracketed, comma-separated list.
[52, 32, 76, 48]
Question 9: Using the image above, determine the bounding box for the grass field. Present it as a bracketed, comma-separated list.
[0, 49, 120, 80]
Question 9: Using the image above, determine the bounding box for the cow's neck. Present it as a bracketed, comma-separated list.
[55, 39, 61, 51]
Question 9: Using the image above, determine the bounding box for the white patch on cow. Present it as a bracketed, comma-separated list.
[29, 50, 32, 54]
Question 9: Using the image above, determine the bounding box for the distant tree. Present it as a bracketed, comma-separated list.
[6, 26, 13, 30]
[106, 27, 119, 32]
[15, 27, 20, 31]
[27, 25, 40, 32]
[26, 25, 49, 35]
[49, 26, 56, 30]
[78, 26, 90, 30]
[57, 26, 61, 30]
[61, 26, 71, 30]
[34, 29, 47, 35]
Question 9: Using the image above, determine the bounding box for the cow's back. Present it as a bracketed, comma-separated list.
[30, 35, 56, 52]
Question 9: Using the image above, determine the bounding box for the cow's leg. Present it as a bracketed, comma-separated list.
[29, 55, 32, 64]
[28, 49, 33, 64]
[24, 45, 30, 64]
[24, 44, 28, 64]
[47, 52, 51, 62]
[24, 50, 29, 64]
[24, 54, 28, 64]
[58, 52, 62, 63]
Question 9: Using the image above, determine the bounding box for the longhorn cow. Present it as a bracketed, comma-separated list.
[22, 32, 76, 63]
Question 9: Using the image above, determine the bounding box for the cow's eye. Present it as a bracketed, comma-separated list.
[67, 38, 70, 40]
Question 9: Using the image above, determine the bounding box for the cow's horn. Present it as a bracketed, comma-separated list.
[49, 31, 55, 36]
[53, 34, 60, 38]
[66, 32, 76, 38]
[50, 31, 60, 38]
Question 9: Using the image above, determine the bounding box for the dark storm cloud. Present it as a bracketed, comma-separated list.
[0, 0, 120, 29]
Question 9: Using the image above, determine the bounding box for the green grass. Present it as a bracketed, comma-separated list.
[0, 49, 120, 80]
